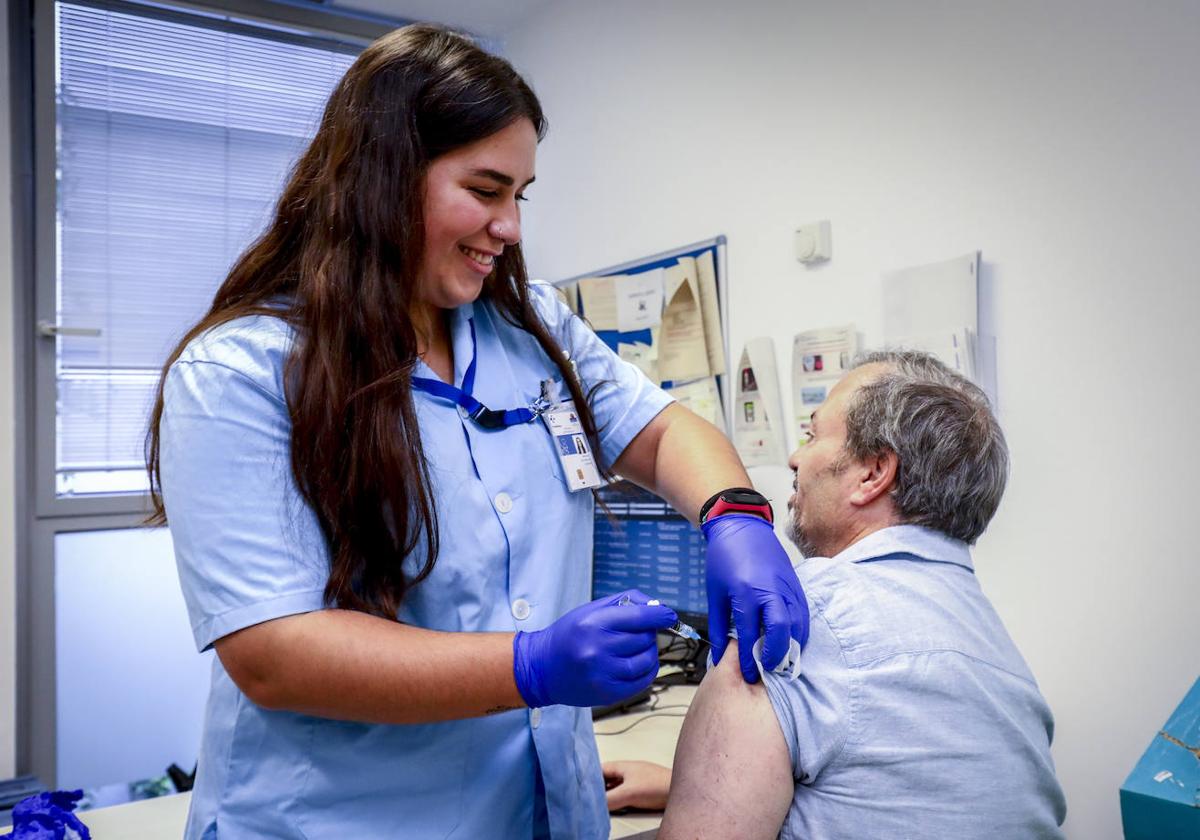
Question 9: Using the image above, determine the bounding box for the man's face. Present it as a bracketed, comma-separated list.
[786, 364, 885, 557]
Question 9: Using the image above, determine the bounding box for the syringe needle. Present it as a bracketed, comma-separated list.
[620, 596, 711, 646]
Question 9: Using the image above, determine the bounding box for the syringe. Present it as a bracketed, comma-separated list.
[617, 594, 711, 646]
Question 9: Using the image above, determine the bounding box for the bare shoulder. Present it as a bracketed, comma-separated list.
[658, 651, 793, 840]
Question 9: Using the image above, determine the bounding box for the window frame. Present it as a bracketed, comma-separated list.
[18, 0, 401, 785]
[30, 0, 393, 518]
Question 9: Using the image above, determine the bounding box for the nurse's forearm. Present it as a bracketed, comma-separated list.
[617, 403, 752, 522]
[215, 609, 526, 723]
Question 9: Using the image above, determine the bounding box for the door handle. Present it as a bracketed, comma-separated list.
[37, 320, 102, 338]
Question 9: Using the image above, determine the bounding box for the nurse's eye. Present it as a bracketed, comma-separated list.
[469, 187, 499, 199]
[515, 193, 528, 202]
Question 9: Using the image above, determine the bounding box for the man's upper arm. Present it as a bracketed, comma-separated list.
[658, 651, 794, 840]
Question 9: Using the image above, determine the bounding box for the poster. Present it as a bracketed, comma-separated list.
[792, 324, 858, 444]
[657, 258, 711, 382]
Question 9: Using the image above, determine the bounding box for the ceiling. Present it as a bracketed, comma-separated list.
[328, 0, 558, 40]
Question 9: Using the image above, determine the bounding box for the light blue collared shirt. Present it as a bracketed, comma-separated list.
[762, 525, 1067, 839]
[160, 281, 673, 839]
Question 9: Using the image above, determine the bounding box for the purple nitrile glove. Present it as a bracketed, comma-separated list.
[12, 790, 92, 840]
[513, 589, 677, 708]
[702, 513, 810, 683]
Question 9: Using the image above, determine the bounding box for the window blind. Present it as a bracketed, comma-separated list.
[54, 1, 357, 495]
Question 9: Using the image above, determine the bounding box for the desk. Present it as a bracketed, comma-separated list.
[11, 685, 695, 840]
[597, 684, 695, 839]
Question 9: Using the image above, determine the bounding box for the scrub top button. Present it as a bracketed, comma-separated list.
[531, 708, 542, 728]
[494, 492, 513, 513]
[511, 598, 531, 620]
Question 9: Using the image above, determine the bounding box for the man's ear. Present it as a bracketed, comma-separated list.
[848, 449, 898, 507]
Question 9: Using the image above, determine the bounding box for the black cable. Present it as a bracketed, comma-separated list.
[658, 634, 700, 664]
[658, 635, 689, 658]
[594, 711, 688, 737]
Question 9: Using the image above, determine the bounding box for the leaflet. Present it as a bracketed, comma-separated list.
[577, 275, 620, 331]
[792, 324, 858, 444]
[733, 337, 787, 467]
[694, 250, 726, 377]
[614, 268, 664, 332]
[657, 258, 711, 383]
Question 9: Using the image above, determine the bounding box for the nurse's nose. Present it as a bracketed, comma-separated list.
[487, 204, 521, 246]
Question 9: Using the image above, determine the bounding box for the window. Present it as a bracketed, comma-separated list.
[52, 1, 357, 496]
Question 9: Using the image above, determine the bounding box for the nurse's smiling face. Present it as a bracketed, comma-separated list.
[415, 118, 538, 313]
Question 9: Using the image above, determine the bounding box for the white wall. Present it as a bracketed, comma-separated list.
[508, 1, 1200, 837]
[0, 3, 19, 779]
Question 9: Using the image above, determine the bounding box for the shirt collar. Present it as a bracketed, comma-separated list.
[448, 301, 476, 387]
[412, 301, 476, 384]
[833, 524, 974, 572]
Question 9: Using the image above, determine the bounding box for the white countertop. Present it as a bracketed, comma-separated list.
[7, 684, 696, 840]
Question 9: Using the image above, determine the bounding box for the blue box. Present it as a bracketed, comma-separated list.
[1120, 676, 1200, 839]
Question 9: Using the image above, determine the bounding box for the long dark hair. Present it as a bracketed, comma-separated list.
[146, 24, 601, 620]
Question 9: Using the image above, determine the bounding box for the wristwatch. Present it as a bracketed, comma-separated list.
[698, 487, 774, 526]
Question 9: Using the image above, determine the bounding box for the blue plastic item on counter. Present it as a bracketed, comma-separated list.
[1119, 676, 1200, 840]
[10, 789, 91, 839]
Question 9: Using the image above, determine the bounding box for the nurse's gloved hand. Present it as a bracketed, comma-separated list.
[513, 590, 677, 708]
[703, 513, 810, 684]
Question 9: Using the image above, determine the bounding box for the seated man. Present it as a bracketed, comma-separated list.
[605, 350, 1067, 838]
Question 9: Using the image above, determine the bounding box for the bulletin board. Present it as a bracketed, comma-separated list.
[553, 236, 731, 432]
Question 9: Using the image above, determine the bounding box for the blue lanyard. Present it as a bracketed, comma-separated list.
[410, 318, 549, 429]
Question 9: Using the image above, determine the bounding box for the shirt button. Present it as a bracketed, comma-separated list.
[531, 708, 542, 728]
[494, 492, 513, 514]
[511, 598, 531, 620]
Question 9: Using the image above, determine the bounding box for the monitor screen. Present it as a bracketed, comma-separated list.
[591, 480, 707, 619]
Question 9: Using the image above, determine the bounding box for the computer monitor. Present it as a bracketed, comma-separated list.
[591, 480, 708, 634]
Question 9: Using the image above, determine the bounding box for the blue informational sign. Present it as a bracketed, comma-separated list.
[591, 481, 707, 616]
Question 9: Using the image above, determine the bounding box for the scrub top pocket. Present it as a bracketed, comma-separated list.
[294, 717, 472, 839]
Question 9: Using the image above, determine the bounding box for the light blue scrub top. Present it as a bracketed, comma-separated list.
[160, 281, 674, 839]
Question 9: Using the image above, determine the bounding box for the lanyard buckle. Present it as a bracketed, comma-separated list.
[469, 405, 508, 429]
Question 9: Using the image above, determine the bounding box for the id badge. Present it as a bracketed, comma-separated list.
[540, 392, 602, 492]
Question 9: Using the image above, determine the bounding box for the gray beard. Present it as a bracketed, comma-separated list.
[786, 514, 821, 559]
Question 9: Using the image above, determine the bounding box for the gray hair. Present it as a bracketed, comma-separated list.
[841, 350, 1008, 544]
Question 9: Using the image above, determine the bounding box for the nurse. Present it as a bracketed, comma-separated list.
[147, 23, 807, 840]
